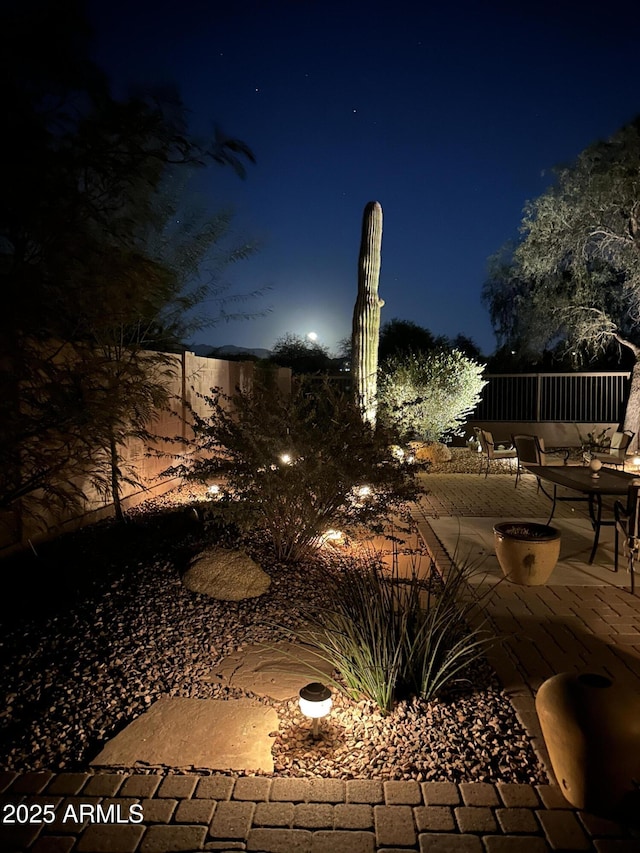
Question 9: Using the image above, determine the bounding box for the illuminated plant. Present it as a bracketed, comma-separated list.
[168, 377, 420, 562]
[289, 547, 495, 714]
[378, 349, 487, 442]
[351, 201, 384, 426]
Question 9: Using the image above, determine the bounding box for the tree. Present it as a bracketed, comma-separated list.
[378, 350, 487, 443]
[379, 319, 482, 363]
[79, 168, 261, 521]
[378, 319, 446, 363]
[449, 334, 483, 362]
[483, 117, 640, 442]
[482, 244, 552, 370]
[269, 333, 333, 374]
[0, 1, 259, 524]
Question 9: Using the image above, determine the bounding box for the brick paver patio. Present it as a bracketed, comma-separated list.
[1, 468, 639, 852]
[2, 770, 639, 852]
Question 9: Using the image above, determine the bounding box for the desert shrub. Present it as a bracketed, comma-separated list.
[168, 377, 421, 562]
[378, 350, 487, 442]
[288, 548, 494, 714]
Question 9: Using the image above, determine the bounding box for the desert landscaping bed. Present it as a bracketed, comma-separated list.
[0, 479, 547, 785]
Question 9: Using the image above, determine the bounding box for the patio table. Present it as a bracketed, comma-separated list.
[525, 464, 636, 564]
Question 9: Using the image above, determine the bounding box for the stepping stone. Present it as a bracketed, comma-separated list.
[351, 531, 429, 580]
[211, 642, 335, 700]
[90, 698, 278, 772]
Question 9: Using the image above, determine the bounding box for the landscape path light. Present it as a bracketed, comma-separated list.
[318, 529, 344, 547]
[350, 484, 372, 508]
[299, 682, 332, 739]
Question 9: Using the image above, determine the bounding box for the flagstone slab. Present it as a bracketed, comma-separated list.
[350, 531, 430, 579]
[90, 698, 278, 772]
[427, 516, 626, 587]
[211, 642, 334, 700]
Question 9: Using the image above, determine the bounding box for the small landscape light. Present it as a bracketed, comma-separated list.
[356, 484, 372, 497]
[207, 484, 221, 499]
[279, 453, 292, 465]
[319, 529, 344, 546]
[299, 682, 332, 738]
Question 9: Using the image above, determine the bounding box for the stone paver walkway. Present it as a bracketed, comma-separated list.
[415, 472, 640, 699]
[415, 471, 640, 842]
[2, 469, 640, 851]
[2, 770, 639, 852]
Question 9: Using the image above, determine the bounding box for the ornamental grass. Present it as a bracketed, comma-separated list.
[288, 544, 495, 715]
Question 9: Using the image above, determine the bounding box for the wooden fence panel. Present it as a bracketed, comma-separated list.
[2, 352, 291, 554]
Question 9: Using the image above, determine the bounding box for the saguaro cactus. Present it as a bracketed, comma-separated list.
[351, 200, 384, 426]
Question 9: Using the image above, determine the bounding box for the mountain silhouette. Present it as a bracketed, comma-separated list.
[189, 343, 272, 359]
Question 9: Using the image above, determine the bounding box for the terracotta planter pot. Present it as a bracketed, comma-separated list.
[493, 521, 561, 585]
[535, 672, 640, 817]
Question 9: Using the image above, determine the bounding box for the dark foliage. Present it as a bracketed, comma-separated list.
[164, 378, 423, 562]
[0, 1, 257, 523]
[268, 333, 334, 375]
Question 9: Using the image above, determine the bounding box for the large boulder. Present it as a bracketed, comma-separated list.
[183, 548, 271, 601]
[410, 441, 453, 463]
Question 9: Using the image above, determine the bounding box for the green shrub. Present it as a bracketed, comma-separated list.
[169, 377, 421, 562]
[378, 350, 487, 442]
[288, 547, 495, 714]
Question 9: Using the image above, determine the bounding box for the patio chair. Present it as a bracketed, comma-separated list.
[512, 433, 548, 488]
[590, 430, 635, 470]
[613, 478, 640, 594]
[474, 427, 517, 478]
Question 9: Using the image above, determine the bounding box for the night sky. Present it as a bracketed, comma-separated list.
[87, 0, 639, 358]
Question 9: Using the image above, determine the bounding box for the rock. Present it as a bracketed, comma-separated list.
[410, 441, 453, 463]
[212, 642, 335, 700]
[183, 548, 271, 600]
[91, 697, 278, 772]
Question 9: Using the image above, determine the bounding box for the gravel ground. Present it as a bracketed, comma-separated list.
[428, 443, 582, 475]
[0, 471, 548, 785]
